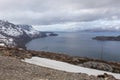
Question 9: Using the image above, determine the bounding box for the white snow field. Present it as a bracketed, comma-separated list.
[22, 57, 120, 79]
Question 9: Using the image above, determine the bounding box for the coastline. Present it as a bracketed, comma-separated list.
[15, 32, 59, 49]
[14, 32, 49, 49]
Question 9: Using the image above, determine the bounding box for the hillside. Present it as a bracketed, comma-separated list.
[0, 20, 47, 48]
[1, 56, 118, 80]
[0, 46, 120, 73]
[0, 46, 119, 80]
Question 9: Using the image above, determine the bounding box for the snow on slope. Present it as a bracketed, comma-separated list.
[18, 25, 40, 38]
[0, 20, 23, 37]
[0, 20, 41, 47]
[0, 20, 40, 38]
[22, 57, 120, 79]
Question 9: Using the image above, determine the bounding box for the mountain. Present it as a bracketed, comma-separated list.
[0, 20, 47, 48]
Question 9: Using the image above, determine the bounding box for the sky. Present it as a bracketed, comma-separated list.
[0, 0, 120, 31]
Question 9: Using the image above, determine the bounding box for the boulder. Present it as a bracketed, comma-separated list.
[79, 61, 113, 72]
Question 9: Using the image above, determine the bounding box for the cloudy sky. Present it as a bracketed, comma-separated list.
[0, 0, 120, 31]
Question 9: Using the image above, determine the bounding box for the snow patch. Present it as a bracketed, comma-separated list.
[0, 43, 5, 46]
[22, 57, 120, 79]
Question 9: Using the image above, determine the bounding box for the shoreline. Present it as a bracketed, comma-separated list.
[15, 32, 59, 49]
[15, 36, 47, 49]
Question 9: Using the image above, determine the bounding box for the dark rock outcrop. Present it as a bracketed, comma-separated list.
[79, 61, 113, 72]
[97, 73, 117, 80]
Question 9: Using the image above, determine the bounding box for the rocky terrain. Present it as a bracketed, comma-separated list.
[0, 46, 119, 80]
[0, 46, 120, 74]
[93, 35, 120, 41]
[0, 56, 118, 80]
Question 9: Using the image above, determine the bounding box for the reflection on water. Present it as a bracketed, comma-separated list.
[26, 32, 120, 62]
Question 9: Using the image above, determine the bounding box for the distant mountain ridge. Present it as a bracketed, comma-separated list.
[0, 20, 47, 48]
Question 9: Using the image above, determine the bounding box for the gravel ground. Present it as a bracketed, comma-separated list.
[0, 56, 118, 80]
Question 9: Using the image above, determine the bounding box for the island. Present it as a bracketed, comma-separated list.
[49, 32, 58, 36]
[93, 35, 120, 41]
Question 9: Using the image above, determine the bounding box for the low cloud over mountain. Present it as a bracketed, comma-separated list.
[33, 20, 120, 31]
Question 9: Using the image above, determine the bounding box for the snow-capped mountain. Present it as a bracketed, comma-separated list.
[0, 20, 46, 48]
[17, 25, 41, 38]
[0, 20, 23, 37]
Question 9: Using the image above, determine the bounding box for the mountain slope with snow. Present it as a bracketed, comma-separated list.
[17, 25, 40, 38]
[0, 20, 46, 48]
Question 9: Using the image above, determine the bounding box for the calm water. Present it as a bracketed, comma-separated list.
[26, 32, 120, 62]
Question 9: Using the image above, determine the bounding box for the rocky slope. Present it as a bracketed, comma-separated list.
[0, 46, 120, 74]
[0, 20, 47, 48]
[0, 47, 119, 80]
[0, 56, 118, 80]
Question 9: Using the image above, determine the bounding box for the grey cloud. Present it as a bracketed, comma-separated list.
[0, 0, 120, 25]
